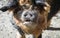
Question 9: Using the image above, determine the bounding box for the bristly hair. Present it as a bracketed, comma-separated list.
[47, 0, 60, 21]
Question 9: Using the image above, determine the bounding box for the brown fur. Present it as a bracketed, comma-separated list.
[12, 0, 50, 38]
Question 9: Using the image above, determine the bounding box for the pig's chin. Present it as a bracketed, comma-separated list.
[23, 21, 33, 26]
[22, 21, 37, 29]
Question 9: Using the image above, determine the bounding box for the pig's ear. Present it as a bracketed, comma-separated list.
[35, 0, 46, 5]
[32, 0, 46, 6]
[0, 0, 18, 12]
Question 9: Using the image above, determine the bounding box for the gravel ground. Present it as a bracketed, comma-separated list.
[0, 0, 60, 38]
[42, 11, 60, 38]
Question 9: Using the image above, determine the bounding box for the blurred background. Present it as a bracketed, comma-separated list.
[0, 0, 60, 38]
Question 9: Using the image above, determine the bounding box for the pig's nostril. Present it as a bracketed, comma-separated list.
[24, 14, 27, 17]
[30, 14, 33, 17]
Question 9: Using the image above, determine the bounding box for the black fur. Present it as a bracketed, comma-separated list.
[47, 0, 60, 21]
